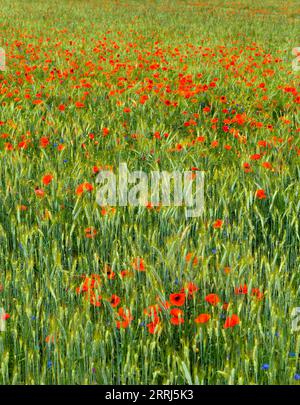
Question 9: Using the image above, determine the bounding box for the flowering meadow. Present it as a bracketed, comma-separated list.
[0, 0, 299, 385]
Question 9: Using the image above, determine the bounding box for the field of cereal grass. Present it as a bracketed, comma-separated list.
[0, 0, 299, 384]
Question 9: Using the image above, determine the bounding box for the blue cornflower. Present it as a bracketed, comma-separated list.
[261, 364, 269, 371]
[47, 361, 52, 368]
[294, 374, 300, 381]
[212, 248, 217, 254]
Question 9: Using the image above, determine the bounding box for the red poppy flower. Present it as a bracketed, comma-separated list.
[84, 227, 97, 238]
[76, 182, 94, 196]
[224, 314, 240, 329]
[18, 141, 28, 149]
[84, 183, 94, 192]
[234, 284, 248, 295]
[144, 305, 161, 318]
[251, 288, 264, 300]
[170, 316, 184, 325]
[34, 188, 45, 197]
[4, 142, 13, 151]
[45, 335, 55, 344]
[170, 308, 183, 317]
[89, 292, 102, 307]
[132, 257, 145, 271]
[170, 293, 185, 306]
[75, 101, 85, 108]
[213, 219, 223, 229]
[104, 265, 115, 280]
[109, 294, 120, 308]
[40, 137, 49, 148]
[156, 297, 170, 310]
[205, 293, 220, 306]
[195, 313, 210, 324]
[77, 274, 101, 295]
[243, 162, 252, 173]
[102, 127, 109, 136]
[262, 162, 272, 170]
[42, 174, 53, 185]
[185, 253, 198, 266]
[256, 189, 267, 199]
[180, 282, 199, 297]
[147, 317, 160, 334]
[116, 307, 133, 329]
[120, 270, 131, 278]
[170, 308, 184, 325]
